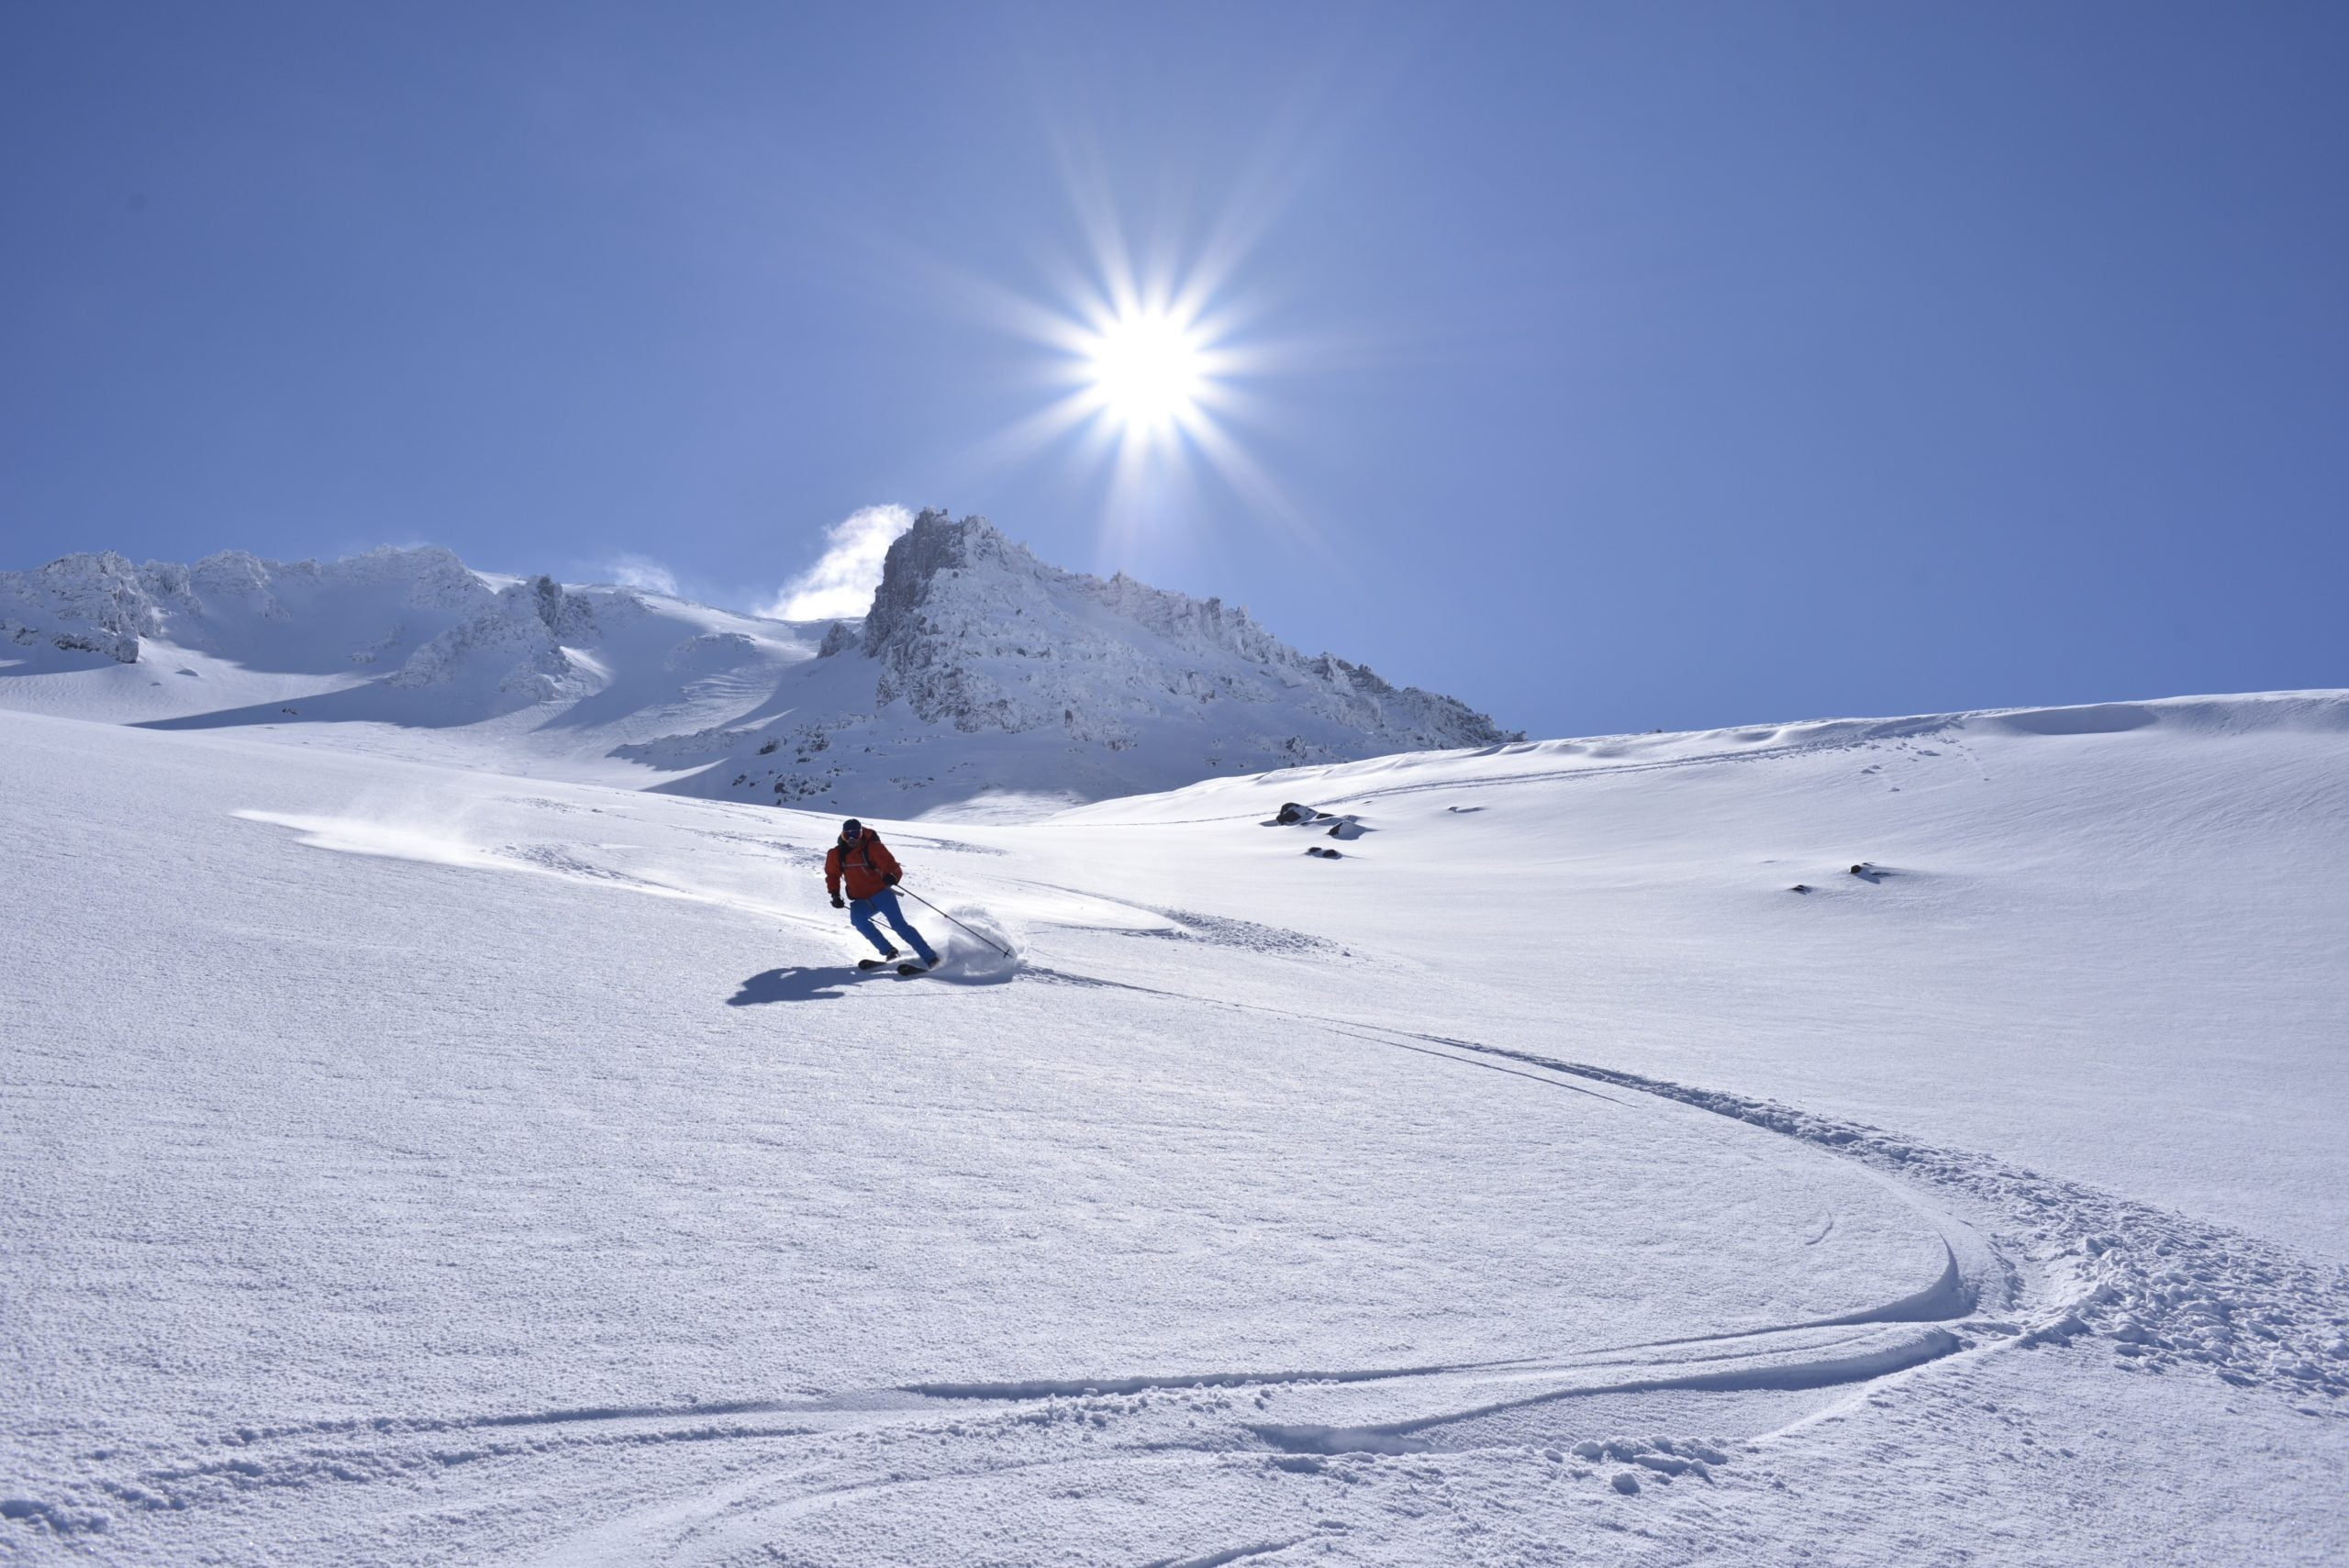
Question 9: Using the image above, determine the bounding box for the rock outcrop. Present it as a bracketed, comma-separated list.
[852, 509, 1516, 758]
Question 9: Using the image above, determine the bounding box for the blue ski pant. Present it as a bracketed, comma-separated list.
[849, 887, 938, 963]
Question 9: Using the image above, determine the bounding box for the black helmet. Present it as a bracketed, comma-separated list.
[840, 818, 863, 839]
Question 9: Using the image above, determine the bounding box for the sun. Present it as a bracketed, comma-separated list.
[1083, 309, 1208, 432]
[957, 211, 1303, 542]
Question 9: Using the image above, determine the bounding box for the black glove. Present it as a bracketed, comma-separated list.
[885, 872, 900, 886]
[830, 895, 845, 908]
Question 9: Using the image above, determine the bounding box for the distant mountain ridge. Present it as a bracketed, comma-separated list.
[0, 514, 1517, 815]
[0, 544, 600, 695]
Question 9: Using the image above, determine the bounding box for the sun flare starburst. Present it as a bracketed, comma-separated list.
[1082, 310, 1208, 432]
[941, 189, 1315, 552]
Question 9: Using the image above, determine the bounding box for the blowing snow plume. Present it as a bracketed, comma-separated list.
[764, 505, 915, 621]
[599, 553, 679, 596]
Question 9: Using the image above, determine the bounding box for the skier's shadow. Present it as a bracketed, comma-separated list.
[728, 965, 862, 1006]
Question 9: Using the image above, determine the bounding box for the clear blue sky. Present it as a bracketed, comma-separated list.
[4, 1, 2343, 739]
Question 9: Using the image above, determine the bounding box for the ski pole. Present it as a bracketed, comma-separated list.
[896, 885, 1014, 957]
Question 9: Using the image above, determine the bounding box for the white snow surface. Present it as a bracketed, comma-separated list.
[3, 689, 2346, 1564]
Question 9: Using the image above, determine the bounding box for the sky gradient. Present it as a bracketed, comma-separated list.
[4, 1, 2343, 740]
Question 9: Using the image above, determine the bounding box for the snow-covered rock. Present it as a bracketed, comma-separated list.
[860, 509, 1511, 754]
[651, 510, 1519, 813]
[0, 550, 162, 663]
[385, 574, 603, 699]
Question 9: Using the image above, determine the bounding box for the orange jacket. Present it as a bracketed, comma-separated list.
[825, 830, 903, 901]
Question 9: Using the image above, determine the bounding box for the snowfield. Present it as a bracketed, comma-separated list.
[3, 690, 2345, 1565]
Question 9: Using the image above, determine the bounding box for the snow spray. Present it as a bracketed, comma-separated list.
[898, 889, 1022, 982]
[898, 887, 1013, 956]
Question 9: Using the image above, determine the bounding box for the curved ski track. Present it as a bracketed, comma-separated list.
[45, 798, 2343, 1565]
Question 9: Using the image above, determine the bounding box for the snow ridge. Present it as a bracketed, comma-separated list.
[0, 545, 521, 673]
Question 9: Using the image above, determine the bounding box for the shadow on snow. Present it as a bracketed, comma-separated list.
[727, 965, 871, 1005]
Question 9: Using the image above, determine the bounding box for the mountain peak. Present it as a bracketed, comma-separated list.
[4, 523, 1518, 815]
[824, 510, 1517, 781]
[861, 508, 1020, 655]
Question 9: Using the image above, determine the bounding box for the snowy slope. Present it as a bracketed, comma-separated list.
[3, 689, 2343, 1566]
[0, 518, 1514, 812]
[1056, 689, 2349, 1259]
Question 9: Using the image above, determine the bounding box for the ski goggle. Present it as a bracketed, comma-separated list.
[841, 820, 863, 838]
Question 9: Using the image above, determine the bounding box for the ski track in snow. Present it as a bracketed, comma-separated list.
[7, 694, 2348, 1564]
[26, 941, 2341, 1562]
[1112, 906, 1350, 960]
[1019, 962, 2349, 1416]
[210, 778, 2349, 1433]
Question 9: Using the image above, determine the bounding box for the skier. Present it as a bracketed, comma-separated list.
[825, 817, 941, 973]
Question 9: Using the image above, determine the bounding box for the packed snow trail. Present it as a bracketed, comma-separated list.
[4, 694, 2346, 1565]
